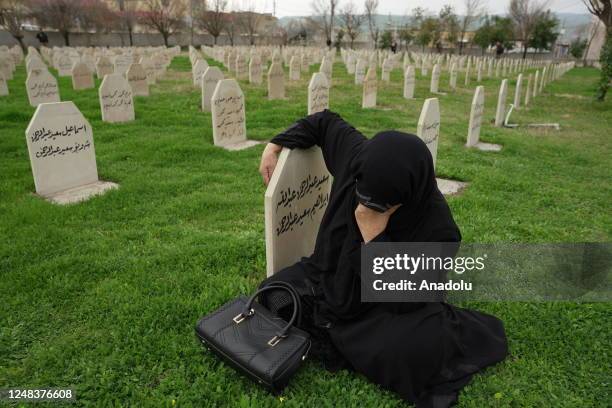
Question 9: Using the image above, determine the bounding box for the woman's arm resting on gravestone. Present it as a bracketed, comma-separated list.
[354, 204, 401, 243]
[270, 110, 367, 176]
[259, 142, 282, 186]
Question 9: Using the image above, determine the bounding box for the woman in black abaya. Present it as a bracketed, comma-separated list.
[258, 110, 508, 408]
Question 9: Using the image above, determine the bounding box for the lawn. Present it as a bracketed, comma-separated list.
[0, 53, 610, 407]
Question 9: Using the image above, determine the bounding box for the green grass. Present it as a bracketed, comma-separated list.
[0, 55, 610, 407]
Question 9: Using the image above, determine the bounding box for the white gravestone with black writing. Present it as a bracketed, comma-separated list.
[267, 62, 285, 100]
[466, 86, 502, 152]
[495, 79, 508, 127]
[26, 68, 60, 107]
[211, 79, 259, 150]
[0, 73, 8, 96]
[25, 101, 117, 204]
[249, 54, 263, 85]
[264, 146, 331, 276]
[56, 54, 73, 77]
[127, 63, 149, 96]
[96, 56, 113, 79]
[114, 54, 133, 76]
[362, 67, 377, 108]
[289, 56, 300, 81]
[308, 72, 329, 114]
[192, 59, 208, 86]
[416, 98, 467, 195]
[99, 73, 135, 123]
[403, 66, 415, 99]
[71, 62, 94, 90]
[201, 66, 224, 112]
[235, 54, 248, 80]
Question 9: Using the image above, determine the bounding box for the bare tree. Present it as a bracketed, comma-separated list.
[508, 0, 549, 59]
[188, 0, 206, 45]
[200, 0, 227, 45]
[140, 0, 186, 47]
[29, 0, 86, 46]
[0, 0, 30, 52]
[459, 0, 483, 54]
[237, 1, 261, 46]
[583, 0, 611, 27]
[116, 0, 139, 46]
[311, 0, 339, 48]
[224, 12, 239, 46]
[340, 1, 363, 49]
[364, 0, 379, 49]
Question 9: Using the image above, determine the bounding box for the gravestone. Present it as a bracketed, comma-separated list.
[362, 67, 377, 108]
[211, 79, 259, 150]
[201, 66, 224, 112]
[0, 58, 13, 80]
[0, 73, 8, 96]
[464, 60, 470, 86]
[26, 69, 60, 107]
[249, 54, 263, 84]
[533, 70, 539, 98]
[416, 98, 468, 195]
[192, 59, 209, 86]
[289, 56, 300, 81]
[466, 86, 502, 152]
[56, 54, 73, 76]
[71, 62, 94, 90]
[430, 63, 440, 93]
[381, 58, 392, 82]
[267, 62, 285, 100]
[403, 66, 415, 99]
[96, 56, 114, 79]
[99, 73, 135, 123]
[449, 63, 457, 90]
[494, 79, 508, 127]
[235, 53, 248, 80]
[25, 101, 117, 204]
[308, 72, 329, 114]
[127, 63, 149, 96]
[114, 54, 133, 76]
[355, 58, 366, 85]
[525, 74, 532, 106]
[26, 57, 46, 74]
[319, 56, 332, 84]
[141, 57, 157, 85]
[264, 146, 331, 276]
[513, 73, 523, 109]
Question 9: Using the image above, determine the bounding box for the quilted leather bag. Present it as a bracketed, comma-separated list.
[195, 282, 311, 393]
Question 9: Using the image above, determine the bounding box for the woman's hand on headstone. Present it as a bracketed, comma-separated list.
[259, 143, 282, 186]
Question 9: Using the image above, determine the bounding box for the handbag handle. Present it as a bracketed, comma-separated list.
[233, 282, 302, 347]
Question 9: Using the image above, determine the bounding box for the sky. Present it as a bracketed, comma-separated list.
[242, 0, 589, 17]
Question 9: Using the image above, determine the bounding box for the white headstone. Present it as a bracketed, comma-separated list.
[127, 63, 149, 97]
[267, 62, 285, 100]
[201, 66, 224, 112]
[308, 72, 330, 114]
[0, 73, 8, 96]
[355, 59, 366, 85]
[26, 69, 60, 107]
[96, 56, 114, 79]
[466, 86, 485, 147]
[249, 54, 262, 84]
[25, 101, 117, 203]
[192, 59, 209, 86]
[403, 66, 415, 99]
[264, 147, 331, 276]
[211, 79, 258, 150]
[289, 56, 300, 81]
[362, 67, 377, 108]
[114, 54, 133, 76]
[430, 63, 440, 93]
[513, 73, 523, 109]
[56, 54, 73, 76]
[71, 62, 94, 90]
[235, 53, 248, 80]
[416, 98, 440, 167]
[495, 79, 508, 127]
[99, 74, 135, 123]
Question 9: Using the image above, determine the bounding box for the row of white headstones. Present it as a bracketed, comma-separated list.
[9, 45, 573, 275]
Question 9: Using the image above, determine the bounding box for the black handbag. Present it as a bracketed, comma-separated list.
[195, 281, 311, 393]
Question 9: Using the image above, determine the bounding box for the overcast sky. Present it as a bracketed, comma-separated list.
[242, 0, 589, 17]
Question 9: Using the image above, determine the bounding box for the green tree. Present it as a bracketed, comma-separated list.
[583, 0, 611, 101]
[399, 26, 414, 49]
[570, 37, 588, 59]
[439, 4, 460, 51]
[416, 17, 439, 51]
[529, 11, 559, 52]
[473, 15, 514, 55]
[473, 15, 493, 54]
[379, 29, 393, 49]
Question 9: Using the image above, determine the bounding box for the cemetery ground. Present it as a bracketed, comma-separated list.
[1, 55, 610, 407]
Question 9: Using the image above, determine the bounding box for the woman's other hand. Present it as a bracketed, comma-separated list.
[354, 203, 401, 243]
[259, 143, 282, 186]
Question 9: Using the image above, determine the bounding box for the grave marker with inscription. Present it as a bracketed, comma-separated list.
[494, 79, 508, 127]
[192, 59, 209, 86]
[211, 79, 259, 150]
[26, 69, 60, 107]
[201, 66, 224, 112]
[267, 62, 285, 100]
[249, 54, 263, 84]
[264, 146, 331, 276]
[362, 67, 377, 108]
[96, 56, 114, 79]
[127, 63, 149, 96]
[25, 101, 117, 204]
[0, 73, 8, 96]
[308, 72, 329, 114]
[465, 86, 502, 151]
[403, 66, 415, 99]
[430, 63, 440, 93]
[99, 73, 135, 123]
[71, 62, 94, 90]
